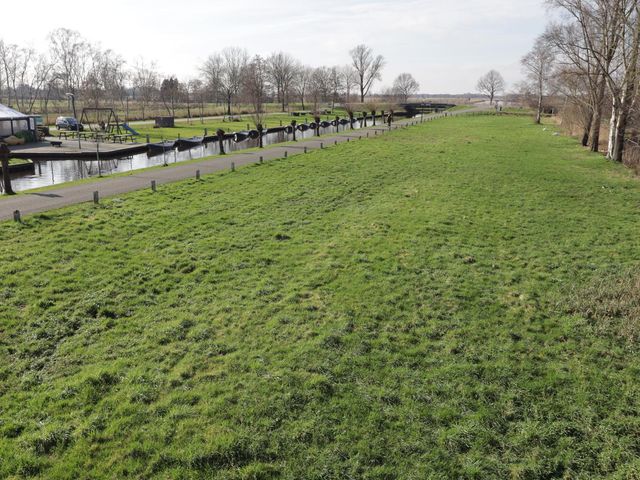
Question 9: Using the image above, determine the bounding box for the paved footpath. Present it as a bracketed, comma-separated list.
[0, 109, 484, 221]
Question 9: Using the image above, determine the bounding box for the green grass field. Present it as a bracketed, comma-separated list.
[2, 116, 640, 478]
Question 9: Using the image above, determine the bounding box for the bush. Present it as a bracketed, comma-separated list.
[15, 130, 36, 143]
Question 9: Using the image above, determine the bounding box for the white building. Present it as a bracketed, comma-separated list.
[0, 103, 37, 139]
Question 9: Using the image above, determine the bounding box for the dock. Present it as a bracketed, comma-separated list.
[10, 139, 149, 160]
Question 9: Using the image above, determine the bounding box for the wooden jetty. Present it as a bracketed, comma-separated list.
[10, 139, 148, 160]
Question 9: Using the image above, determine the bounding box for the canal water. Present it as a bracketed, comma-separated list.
[9, 121, 370, 192]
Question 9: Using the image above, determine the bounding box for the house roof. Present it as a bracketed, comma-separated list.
[0, 103, 29, 119]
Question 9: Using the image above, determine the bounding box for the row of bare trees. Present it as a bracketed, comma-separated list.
[0, 29, 421, 121]
[516, 0, 640, 163]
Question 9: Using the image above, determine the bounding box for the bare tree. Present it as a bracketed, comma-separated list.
[293, 65, 312, 110]
[47, 28, 90, 96]
[477, 70, 505, 105]
[328, 66, 344, 109]
[200, 53, 223, 105]
[350, 44, 385, 102]
[521, 35, 556, 123]
[133, 59, 159, 119]
[160, 77, 180, 116]
[340, 66, 358, 104]
[544, 21, 606, 149]
[0, 41, 18, 106]
[242, 55, 268, 146]
[309, 67, 332, 110]
[392, 73, 420, 103]
[0, 42, 4, 105]
[219, 47, 248, 116]
[548, 0, 639, 161]
[0, 42, 53, 113]
[547, 0, 631, 154]
[267, 52, 297, 112]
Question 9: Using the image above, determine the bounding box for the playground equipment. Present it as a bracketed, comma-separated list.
[80, 108, 122, 134]
[79, 108, 139, 143]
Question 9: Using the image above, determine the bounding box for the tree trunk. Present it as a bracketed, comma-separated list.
[535, 92, 543, 124]
[581, 110, 593, 147]
[612, 84, 635, 162]
[590, 78, 605, 152]
[1, 156, 15, 195]
[607, 98, 619, 159]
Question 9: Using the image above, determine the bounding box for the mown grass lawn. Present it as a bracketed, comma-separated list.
[1, 115, 640, 479]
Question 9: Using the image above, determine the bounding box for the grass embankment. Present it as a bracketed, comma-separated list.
[2, 116, 640, 478]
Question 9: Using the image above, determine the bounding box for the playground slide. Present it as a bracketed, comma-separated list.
[122, 123, 140, 136]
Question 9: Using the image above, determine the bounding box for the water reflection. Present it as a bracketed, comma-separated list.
[10, 122, 368, 192]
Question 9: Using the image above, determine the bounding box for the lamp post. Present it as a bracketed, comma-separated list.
[66, 92, 81, 150]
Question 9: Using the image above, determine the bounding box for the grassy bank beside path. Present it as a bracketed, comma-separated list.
[2, 116, 640, 478]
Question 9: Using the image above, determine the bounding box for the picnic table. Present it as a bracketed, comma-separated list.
[58, 131, 77, 139]
[110, 134, 136, 143]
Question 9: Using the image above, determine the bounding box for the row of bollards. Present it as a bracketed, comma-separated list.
[11, 117, 431, 223]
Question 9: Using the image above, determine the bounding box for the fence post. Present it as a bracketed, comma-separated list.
[93, 191, 99, 204]
[260, 156, 263, 164]
[304, 146, 307, 154]
[196, 169, 200, 180]
[320, 142, 324, 149]
[231, 162, 235, 171]
[284, 151, 288, 158]
[151, 180, 156, 192]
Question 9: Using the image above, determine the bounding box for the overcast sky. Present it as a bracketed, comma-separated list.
[6, 0, 552, 94]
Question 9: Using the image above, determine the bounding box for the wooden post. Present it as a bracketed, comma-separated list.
[320, 142, 323, 149]
[93, 191, 99, 204]
[260, 156, 263, 163]
[231, 162, 235, 171]
[151, 180, 156, 192]
[96, 142, 102, 177]
[304, 147, 307, 153]
[13, 210, 20, 222]
[284, 151, 288, 158]
[217, 129, 226, 155]
[196, 169, 200, 180]
[0, 143, 15, 195]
